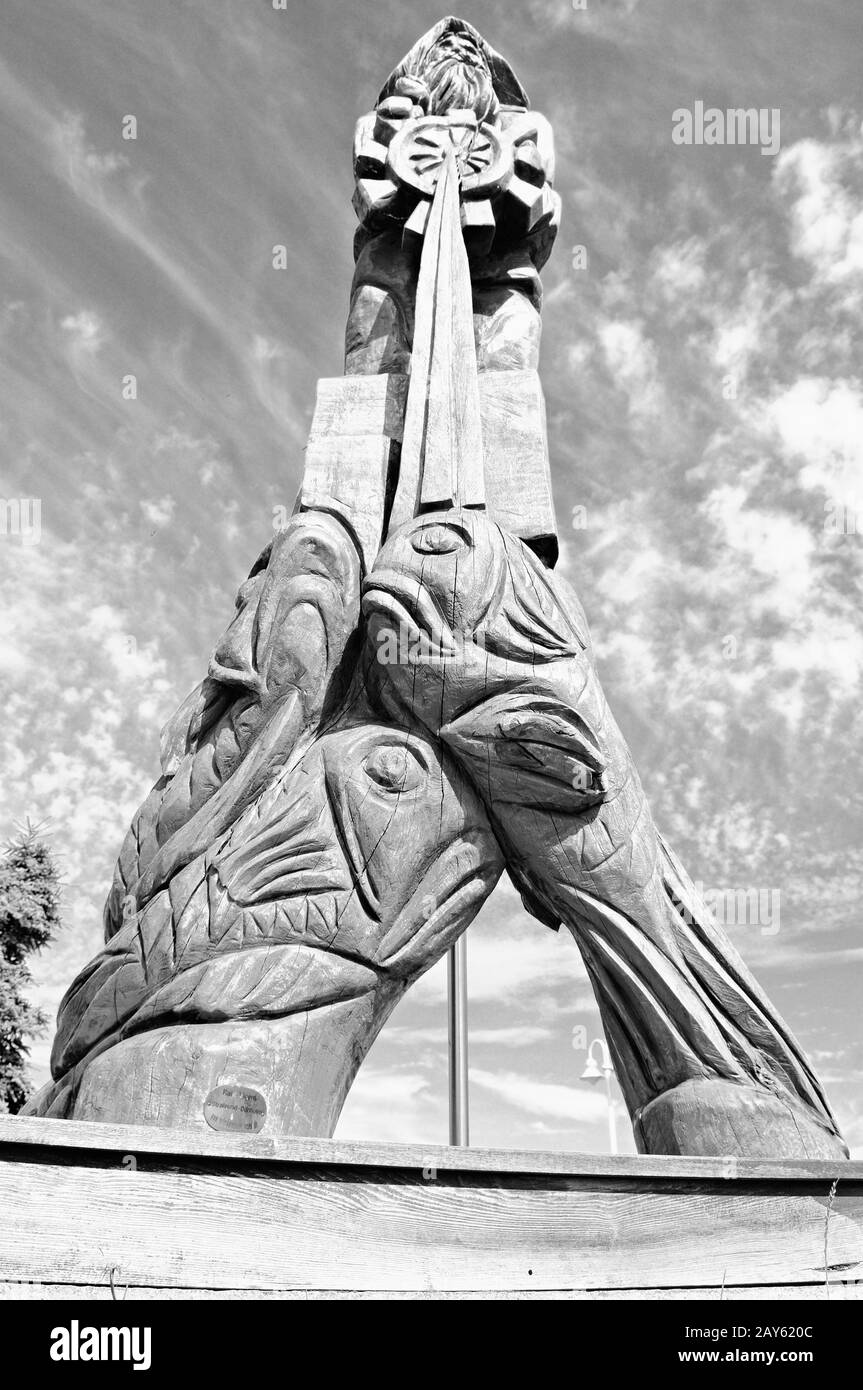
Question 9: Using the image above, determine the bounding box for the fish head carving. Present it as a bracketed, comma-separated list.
[106, 511, 363, 938]
[51, 712, 503, 1078]
[213, 715, 504, 973]
[160, 511, 361, 775]
[209, 512, 361, 707]
[364, 511, 499, 655]
[362, 507, 590, 728]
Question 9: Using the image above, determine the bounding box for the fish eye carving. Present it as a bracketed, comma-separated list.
[411, 522, 470, 554]
[362, 742, 426, 793]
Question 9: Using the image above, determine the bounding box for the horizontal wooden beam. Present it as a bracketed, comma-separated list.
[2, 1115, 860, 1184]
[1, 1116, 862, 1295]
[2, 1282, 861, 1301]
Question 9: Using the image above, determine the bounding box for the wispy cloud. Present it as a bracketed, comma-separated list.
[470, 1068, 610, 1124]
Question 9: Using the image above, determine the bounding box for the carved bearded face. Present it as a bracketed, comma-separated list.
[420, 31, 496, 121]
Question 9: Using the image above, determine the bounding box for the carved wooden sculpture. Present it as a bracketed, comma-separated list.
[27, 17, 848, 1160]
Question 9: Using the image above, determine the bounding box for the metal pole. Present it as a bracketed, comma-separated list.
[447, 934, 469, 1145]
[604, 1065, 618, 1155]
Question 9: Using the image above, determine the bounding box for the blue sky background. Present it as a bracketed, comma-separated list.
[1, 0, 861, 1154]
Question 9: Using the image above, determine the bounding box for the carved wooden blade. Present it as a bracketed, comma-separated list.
[388, 149, 485, 534]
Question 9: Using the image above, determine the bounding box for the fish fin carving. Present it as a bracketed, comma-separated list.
[655, 830, 844, 1139]
[440, 689, 606, 810]
[213, 791, 336, 907]
[507, 867, 561, 931]
[480, 539, 588, 661]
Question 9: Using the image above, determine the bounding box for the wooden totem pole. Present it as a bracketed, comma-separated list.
[27, 17, 848, 1161]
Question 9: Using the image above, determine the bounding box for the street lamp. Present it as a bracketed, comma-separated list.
[580, 1037, 619, 1155]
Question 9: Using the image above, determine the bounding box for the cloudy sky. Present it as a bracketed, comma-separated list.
[1, 0, 861, 1155]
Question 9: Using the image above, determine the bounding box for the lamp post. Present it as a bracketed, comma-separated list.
[447, 935, 469, 1146]
[580, 1037, 618, 1155]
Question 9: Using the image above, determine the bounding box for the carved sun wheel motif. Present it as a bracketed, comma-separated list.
[387, 115, 512, 201]
[387, 115, 514, 253]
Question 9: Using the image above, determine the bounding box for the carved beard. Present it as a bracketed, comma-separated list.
[422, 55, 496, 122]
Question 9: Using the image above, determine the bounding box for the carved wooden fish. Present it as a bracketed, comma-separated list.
[35, 703, 502, 1115]
[27, 511, 503, 1123]
[103, 511, 363, 942]
[363, 509, 848, 1158]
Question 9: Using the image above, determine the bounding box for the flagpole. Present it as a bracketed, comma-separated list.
[447, 934, 469, 1145]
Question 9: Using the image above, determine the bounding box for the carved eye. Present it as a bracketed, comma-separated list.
[411, 523, 469, 555]
[363, 744, 425, 793]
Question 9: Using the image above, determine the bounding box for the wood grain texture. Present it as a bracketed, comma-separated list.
[65, 1000, 391, 1138]
[301, 369, 558, 556]
[478, 368, 557, 560]
[300, 374, 408, 568]
[307, 374, 408, 441]
[0, 1119, 861, 1295]
[2, 1283, 862, 1301]
[4, 1116, 862, 1183]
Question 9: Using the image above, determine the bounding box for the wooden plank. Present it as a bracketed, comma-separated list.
[307, 375, 407, 441]
[479, 368, 557, 558]
[302, 368, 558, 564]
[2, 1115, 860, 1186]
[299, 375, 408, 569]
[300, 435, 391, 569]
[2, 1283, 861, 1300]
[0, 1150, 861, 1292]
